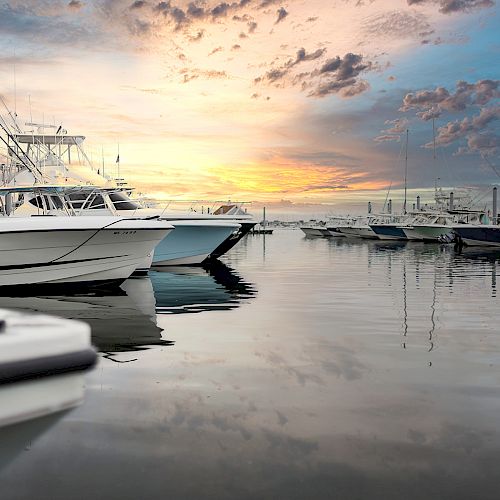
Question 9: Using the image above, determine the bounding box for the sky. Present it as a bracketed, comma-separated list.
[0, 0, 499, 214]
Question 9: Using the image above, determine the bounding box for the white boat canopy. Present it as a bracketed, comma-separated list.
[12, 134, 85, 146]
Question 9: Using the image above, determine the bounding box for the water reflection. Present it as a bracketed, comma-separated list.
[151, 261, 255, 314]
[3, 230, 500, 500]
[0, 280, 165, 355]
[328, 237, 500, 358]
[0, 262, 255, 354]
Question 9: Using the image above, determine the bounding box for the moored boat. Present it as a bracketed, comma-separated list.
[454, 225, 500, 247]
[0, 186, 174, 288]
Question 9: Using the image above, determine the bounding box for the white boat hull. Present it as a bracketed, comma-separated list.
[0, 218, 173, 287]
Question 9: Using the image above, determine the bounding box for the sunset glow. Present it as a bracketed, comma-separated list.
[0, 0, 498, 212]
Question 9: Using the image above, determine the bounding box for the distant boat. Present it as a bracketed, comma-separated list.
[337, 216, 379, 239]
[300, 225, 327, 237]
[301, 216, 350, 237]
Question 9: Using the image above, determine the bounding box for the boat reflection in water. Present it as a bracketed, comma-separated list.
[0, 262, 255, 355]
[150, 260, 255, 314]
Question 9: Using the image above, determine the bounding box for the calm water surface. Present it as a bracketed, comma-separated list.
[2, 230, 500, 499]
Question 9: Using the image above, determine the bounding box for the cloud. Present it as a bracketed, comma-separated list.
[431, 105, 500, 145]
[188, 29, 205, 41]
[180, 68, 229, 83]
[68, 0, 83, 10]
[384, 117, 409, 134]
[130, 0, 148, 9]
[254, 50, 372, 99]
[407, 0, 494, 14]
[374, 134, 401, 142]
[466, 132, 500, 156]
[308, 53, 372, 98]
[287, 47, 326, 67]
[0, 3, 99, 46]
[247, 21, 258, 32]
[419, 105, 500, 156]
[208, 46, 223, 55]
[362, 10, 432, 41]
[318, 53, 371, 80]
[374, 118, 409, 142]
[256, 68, 288, 83]
[275, 7, 288, 24]
[401, 80, 500, 119]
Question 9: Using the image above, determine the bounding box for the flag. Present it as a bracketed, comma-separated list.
[116, 154, 120, 163]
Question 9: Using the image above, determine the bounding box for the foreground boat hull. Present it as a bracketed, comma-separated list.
[0, 310, 96, 470]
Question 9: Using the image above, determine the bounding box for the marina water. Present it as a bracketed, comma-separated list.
[1, 229, 500, 499]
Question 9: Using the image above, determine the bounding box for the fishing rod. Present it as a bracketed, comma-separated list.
[0, 121, 44, 181]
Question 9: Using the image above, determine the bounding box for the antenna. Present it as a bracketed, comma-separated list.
[101, 145, 105, 177]
[404, 129, 409, 214]
[13, 48, 17, 117]
[28, 94, 33, 124]
[432, 117, 436, 160]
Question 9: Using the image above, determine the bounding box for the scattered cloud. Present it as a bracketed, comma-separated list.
[407, 0, 494, 15]
[275, 7, 288, 24]
[129, 1, 148, 9]
[208, 46, 224, 55]
[362, 10, 432, 41]
[180, 67, 229, 83]
[254, 50, 372, 99]
[287, 47, 326, 67]
[430, 105, 500, 147]
[374, 117, 409, 142]
[401, 80, 500, 119]
[68, 0, 83, 10]
[188, 29, 205, 41]
[374, 134, 401, 142]
[309, 53, 372, 98]
[247, 20, 258, 32]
